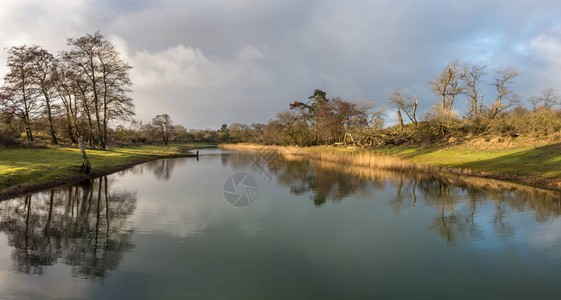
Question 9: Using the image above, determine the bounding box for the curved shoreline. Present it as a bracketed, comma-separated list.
[0, 150, 200, 201]
[219, 143, 561, 191]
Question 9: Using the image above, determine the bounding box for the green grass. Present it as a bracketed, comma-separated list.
[0, 144, 204, 191]
[366, 143, 561, 178]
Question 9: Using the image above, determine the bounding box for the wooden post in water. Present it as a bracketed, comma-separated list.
[79, 138, 91, 174]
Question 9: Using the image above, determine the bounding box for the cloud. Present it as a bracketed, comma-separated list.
[113, 39, 275, 128]
[529, 26, 561, 89]
[2, 0, 561, 128]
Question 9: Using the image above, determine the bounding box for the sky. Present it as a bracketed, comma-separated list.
[1, 0, 561, 129]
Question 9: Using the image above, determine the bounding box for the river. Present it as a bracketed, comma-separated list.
[1, 148, 560, 299]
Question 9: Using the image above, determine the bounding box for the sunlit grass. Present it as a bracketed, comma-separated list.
[362, 144, 561, 178]
[0, 144, 201, 191]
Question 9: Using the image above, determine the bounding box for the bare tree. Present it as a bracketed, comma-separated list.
[528, 88, 560, 110]
[463, 62, 486, 118]
[73, 74, 97, 145]
[528, 96, 541, 110]
[97, 40, 134, 146]
[429, 61, 465, 112]
[0, 32, 135, 146]
[30, 46, 59, 144]
[369, 108, 386, 130]
[389, 88, 418, 126]
[53, 59, 80, 143]
[152, 114, 173, 145]
[541, 88, 560, 108]
[65, 32, 107, 148]
[1, 45, 41, 141]
[65, 32, 134, 148]
[488, 67, 520, 118]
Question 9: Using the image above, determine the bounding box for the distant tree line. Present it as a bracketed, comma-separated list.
[112, 116, 236, 145]
[220, 61, 561, 147]
[3, 48, 561, 148]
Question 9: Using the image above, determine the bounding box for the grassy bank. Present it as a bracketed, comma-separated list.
[0, 144, 206, 198]
[220, 143, 561, 190]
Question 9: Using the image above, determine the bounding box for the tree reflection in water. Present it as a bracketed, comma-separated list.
[275, 159, 371, 206]
[0, 176, 136, 280]
[142, 158, 185, 180]
[231, 150, 561, 244]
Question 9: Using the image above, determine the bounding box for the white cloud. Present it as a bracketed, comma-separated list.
[2, 0, 561, 127]
[0, 0, 90, 80]
[530, 28, 561, 64]
[113, 40, 275, 128]
[130, 44, 270, 88]
[527, 26, 561, 93]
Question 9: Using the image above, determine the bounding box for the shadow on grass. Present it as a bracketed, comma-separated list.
[453, 143, 561, 177]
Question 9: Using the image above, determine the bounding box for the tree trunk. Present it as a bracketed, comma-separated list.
[79, 138, 91, 174]
[102, 65, 109, 149]
[397, 110, 404, 132]
[64, 104, 76, 143]
[44, 95, 58, 144]
[90, 57, 105, 149]
[24, 123, 33, 142]
[448, 95, 455, 112]
[86, 111, 95, 147]
[23, 109, 33, 142]
[22, 87, 33, 142]
[71, 93, 83, 140]
[21, 75, 33, 142]
[413, 97, 418, 126]
[103, 105, 108, 148]
[57, 86, 77, 143]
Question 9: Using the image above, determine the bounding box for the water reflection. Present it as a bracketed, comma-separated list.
[142, 158, 186, 180]
[231, 150, 561, 244]
[0, 176, 136, 280]
[2, 151, 561, 298]
[277, 159, 369, 205]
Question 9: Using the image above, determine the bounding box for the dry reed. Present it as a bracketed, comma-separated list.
[219, 143, 561, 190]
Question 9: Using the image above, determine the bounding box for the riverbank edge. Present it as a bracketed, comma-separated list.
[0, 147, 203, 200]
[219, 143, 561, 191]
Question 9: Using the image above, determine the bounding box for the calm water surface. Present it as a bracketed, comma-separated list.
[1, 149, 561, 299]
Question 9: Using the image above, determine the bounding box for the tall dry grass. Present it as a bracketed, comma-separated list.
[219, 143, 561, 190]
[221, 143, 478, 176]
